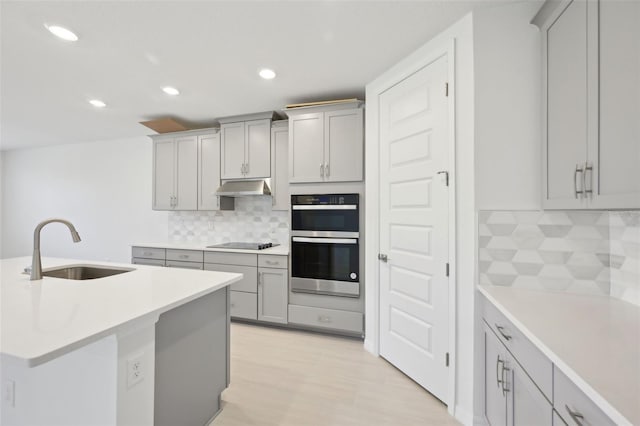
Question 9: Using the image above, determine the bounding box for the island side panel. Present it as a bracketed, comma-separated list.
[154, 287, 229, 426]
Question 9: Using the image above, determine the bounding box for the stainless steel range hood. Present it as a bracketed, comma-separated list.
[215, 179, 272, 197]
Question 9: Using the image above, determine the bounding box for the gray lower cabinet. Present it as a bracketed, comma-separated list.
[483, 322, 552, 426]
[258, 267, 287, 324]
[132, 246, 166, 266]
[288, 305, 363, 334]
[204, 252, 258, 321]
[553, 366, 615, 426]
[132, 247, 289, 324]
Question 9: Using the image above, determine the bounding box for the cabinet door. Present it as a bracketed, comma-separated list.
[507, 358, 552, 426]
[221, 122, 246, 179]
[199, 133, 223, 210]
[245, 119, 271, 178]
[485, 323, 507, 426]
[257, 267, 288, 324]
[544, 0, 588, 208]
[271, 125, 289, 211]
[153, 139, 175, 210]
[324, 108, 363, 182]
[591, 0, 640, 209]
[289, 112, 325, 183]
[174, 135, 198, 210]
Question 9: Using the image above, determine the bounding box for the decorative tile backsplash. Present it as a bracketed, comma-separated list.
[168, 197, 290, 245]
[479, 210, 640, 306]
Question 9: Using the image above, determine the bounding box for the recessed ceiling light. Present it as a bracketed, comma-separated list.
[45, 24, 78, 41]
[259, 69, 276, 80]
[89, 99, 106, 108]
[162, 86, 180, 96]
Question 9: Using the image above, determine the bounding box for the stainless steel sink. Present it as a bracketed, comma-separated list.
[38, 265, 134, 280]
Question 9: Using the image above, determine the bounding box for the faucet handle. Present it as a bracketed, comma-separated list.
[24, 266, 32, 274]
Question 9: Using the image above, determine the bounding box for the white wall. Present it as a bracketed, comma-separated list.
[1, 137, 168, 262]
[365, 12, 476, 424]
[474, 2, 542, 211]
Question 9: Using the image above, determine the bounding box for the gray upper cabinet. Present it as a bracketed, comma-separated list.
[198, 133, 234, 211]
[271, 121, 289, 211]
[152, 130, 233, 212]
[285, 101, 364, 183]
[591, 0, 640, 209]
[537, 0, 640, 209]
[152, 135, 198, 210]
[220, 113, 274, 180]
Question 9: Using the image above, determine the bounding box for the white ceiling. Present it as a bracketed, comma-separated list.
[1, 0, 507, 151]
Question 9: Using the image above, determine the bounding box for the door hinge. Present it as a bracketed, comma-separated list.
[446, 352, 450, 367]
[445, 263, 450, 277]
[445, 82, 449, 97]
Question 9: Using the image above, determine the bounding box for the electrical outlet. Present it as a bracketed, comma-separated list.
[127, 354, 144, 388]
[3, 380, 15, 407]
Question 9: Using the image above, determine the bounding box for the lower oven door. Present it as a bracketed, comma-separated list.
[291, 236, 359, 297]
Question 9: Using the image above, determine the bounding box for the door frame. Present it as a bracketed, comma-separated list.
[364, 38, 457, 413]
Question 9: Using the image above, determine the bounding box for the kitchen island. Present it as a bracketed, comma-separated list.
[0, 256, 242, 426]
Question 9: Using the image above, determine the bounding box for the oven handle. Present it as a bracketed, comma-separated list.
[292, 205, 357, 210]
[292, 237, 358, 245]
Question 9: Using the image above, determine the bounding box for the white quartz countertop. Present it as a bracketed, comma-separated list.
[0, 257, 242, 367]
[132, 242, 289, 256]
[478, 285, 640, 425]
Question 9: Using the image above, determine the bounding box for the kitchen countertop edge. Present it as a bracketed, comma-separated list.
[132, 242, 290, 256]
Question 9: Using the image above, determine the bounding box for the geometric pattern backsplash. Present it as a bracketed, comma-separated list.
[479, 210, 640, 307]
[168, 196, 290, 246]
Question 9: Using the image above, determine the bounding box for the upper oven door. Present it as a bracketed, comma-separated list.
[291, 205, 358, 233]
[291, 194, 359, 233]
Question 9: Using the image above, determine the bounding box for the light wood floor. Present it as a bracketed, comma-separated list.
[213, 323, 460, 426]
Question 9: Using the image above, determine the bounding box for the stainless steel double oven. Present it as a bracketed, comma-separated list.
[290, 194, 360, 297]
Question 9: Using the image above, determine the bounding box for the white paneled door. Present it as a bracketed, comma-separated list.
[379, 54, 450, 402]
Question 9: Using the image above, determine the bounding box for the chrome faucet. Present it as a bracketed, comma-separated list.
[30, 218, 81, 280]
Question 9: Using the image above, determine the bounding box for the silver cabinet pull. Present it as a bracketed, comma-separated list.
[565, 405, 585, 426]
[318, 315, 332, 323]
[574, 164, 584, 199]
[496, 355, 504, 388]
[179, 254, 188, 259]
[258, 272, 262, 286]
[378, 253, 388, 262]
[245, 162, 249, 175]
[583, 162, 593, 198]
[265, 260, 278, 265]
[320, 164, 324, 177]
[240, 164, 244, 175]
[501, 364, 510, 396]
[325, 163, 330, 177]
[495, 324, 512, 341]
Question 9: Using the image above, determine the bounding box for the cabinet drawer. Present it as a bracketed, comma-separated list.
[132, 246, 166, 260]
[166, 249, 204, 263]
[258, 254, 287, 269]
[204, 263, 257, 293]
[230, 291, 257, 320]
[204, 252, 257, 267]
[132, 257, 165, 267]
[166, 260, 203, 270]
[554, 366, 615, 426]
[288, 304, 363, 334]
[483, 298, 553, 400]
